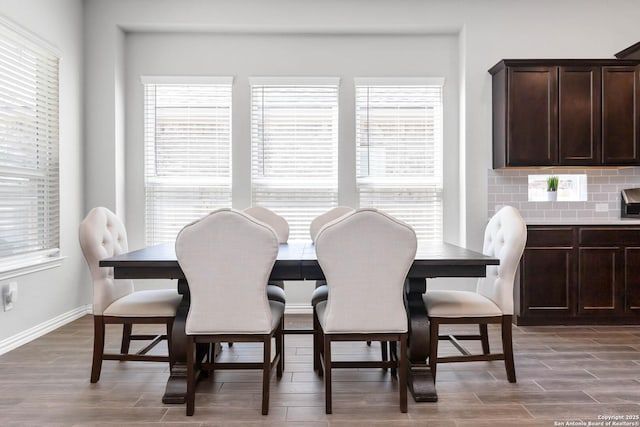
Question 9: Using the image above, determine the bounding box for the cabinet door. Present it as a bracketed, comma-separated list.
[521, 247, 574, 317]
[578, 247, 624, 315]
[558, 66, 601, 165]
[507, 66, 558, 166]
[602, 66, 640, 165]
[624, 247, 640, 313]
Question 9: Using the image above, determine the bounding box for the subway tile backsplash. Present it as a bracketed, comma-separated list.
[487, 168, 640, 223]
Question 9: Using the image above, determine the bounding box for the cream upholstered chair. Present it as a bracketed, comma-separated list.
[314, 208, 417, 413]
[309, 207, 355, 370]
[244, 206, 290, 243]
[309, 206, 391, 371]
[79, 207, 181, 383]
[423, 205, 527, 383]
[309, 206, 354, 305]
[244, 206, 288, 305]
[309, 206, 354, 243]
[175, 208, 284, 416]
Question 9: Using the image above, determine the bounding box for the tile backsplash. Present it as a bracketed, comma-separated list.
[488, 168, 640, 222]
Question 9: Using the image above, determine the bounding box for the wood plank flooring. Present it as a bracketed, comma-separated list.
[0, 314, 639, 426]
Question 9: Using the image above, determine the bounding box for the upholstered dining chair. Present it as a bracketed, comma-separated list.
[309, 206, 354, 305]
[79, 207, 181, 383]
[175, 208, 284, 416]
[244, 206, 289, 305]
[309, 206, 354, 243]
[308, 207, 356, 370]
[310, 206, 390, 371]
[423, 205, 527, 383]
[314, 208, 417, 413]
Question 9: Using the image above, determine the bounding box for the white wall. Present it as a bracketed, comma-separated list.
[0, 0, 87, 345]
[85, 0, 640, 248]
[81, 0, 640, 302]
[124, 31, 459, 304]
[1, 0, 639, 344]
[124, 32, 460, 247]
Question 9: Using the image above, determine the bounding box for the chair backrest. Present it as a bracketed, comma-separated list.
[79, 207, 134, 315]
[309, 206, 354, 242]
[476, 206, 527, 315]
[315, 208, 417, 333]
[244, 206, 289, 244]
[175, 208, 279, 335]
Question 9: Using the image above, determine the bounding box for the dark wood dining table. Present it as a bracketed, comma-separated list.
[100, 240, 498, 403]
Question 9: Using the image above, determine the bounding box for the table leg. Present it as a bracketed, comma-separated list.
[406, 278, 438, 402]
[162, 279, 189, 404]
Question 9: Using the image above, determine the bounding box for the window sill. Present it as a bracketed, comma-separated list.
[0, 256, 66, 281]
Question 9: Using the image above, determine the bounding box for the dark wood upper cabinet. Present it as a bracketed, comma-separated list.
[601, 66, 640, 164]
[558, 66, 601, 165]
[490, 59, 640, 168]
[505, 66, 557, 166]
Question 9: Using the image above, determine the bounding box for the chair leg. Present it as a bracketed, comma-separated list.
[276, 319, 284, 378]
[317, 324, 324, 378]
[120, 323, 132, 354]
[313, 308, 321, 374]
[390, 340, 397, 377]
[381, 341, 389, 372]
[262, 335, 271, 415]
[91, 316, 105, 383]
[429, 319, 439, 382]
[324, 334, 332, 414]
[479, 323, 490, 354]
[399, 334, 408, 413]
[502, 315, 516, 383]
[166, 321, 174, 368]
[186, 337, 195, 416]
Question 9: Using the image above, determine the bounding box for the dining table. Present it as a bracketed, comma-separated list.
[100, 239, 499, 403]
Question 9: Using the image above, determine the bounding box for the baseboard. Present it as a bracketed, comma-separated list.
[0, 303, 308, 356]
[0, 305, 91, 355]
[284, 304, 312, 315]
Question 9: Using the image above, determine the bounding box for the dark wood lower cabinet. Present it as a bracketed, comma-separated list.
[516, 225, 640, 325]
[625, 247, 640, 313]
[578, 247, 621, 314]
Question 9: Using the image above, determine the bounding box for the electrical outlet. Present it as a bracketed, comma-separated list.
[595, 203, 609, 212]
[2, 282, 17, 312]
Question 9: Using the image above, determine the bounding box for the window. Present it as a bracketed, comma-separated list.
[528, 174, 588, 202]
[250, 78, 339, 239]
[355, 78, 444, 241]
[0, 18, 60, 272]
[143, 77, 232, 245]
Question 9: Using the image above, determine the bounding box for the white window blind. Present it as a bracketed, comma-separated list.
[0, 19, 60, 270]
[143, 77, 232, 245]
[251, 78, 339, 239]
[355, 78, 444, 241]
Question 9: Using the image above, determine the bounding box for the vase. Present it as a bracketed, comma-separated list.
[546, 191, 557, 201]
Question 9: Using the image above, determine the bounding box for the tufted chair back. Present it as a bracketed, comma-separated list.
[309, 206, 354, 242]
[79, 207, 135, 315]
[315, 208, 417, 333]
[176, 208, 279, 335]
[476, 206, 527, 315]
[244, 206, 290, 244]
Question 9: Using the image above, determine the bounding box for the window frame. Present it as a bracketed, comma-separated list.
[0, 16, 62, 277]
[141, 75, 234, 245]
[354, 77, 445, 241]
[249, 77, 340, 240]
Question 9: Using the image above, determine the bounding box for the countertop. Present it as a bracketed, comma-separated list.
[525, 218, 640, 226]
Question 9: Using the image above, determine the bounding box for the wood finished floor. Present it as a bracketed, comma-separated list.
[0, 314, 639, 426]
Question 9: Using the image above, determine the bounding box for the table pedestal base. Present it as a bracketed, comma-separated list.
[406, 278, 438, 402]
